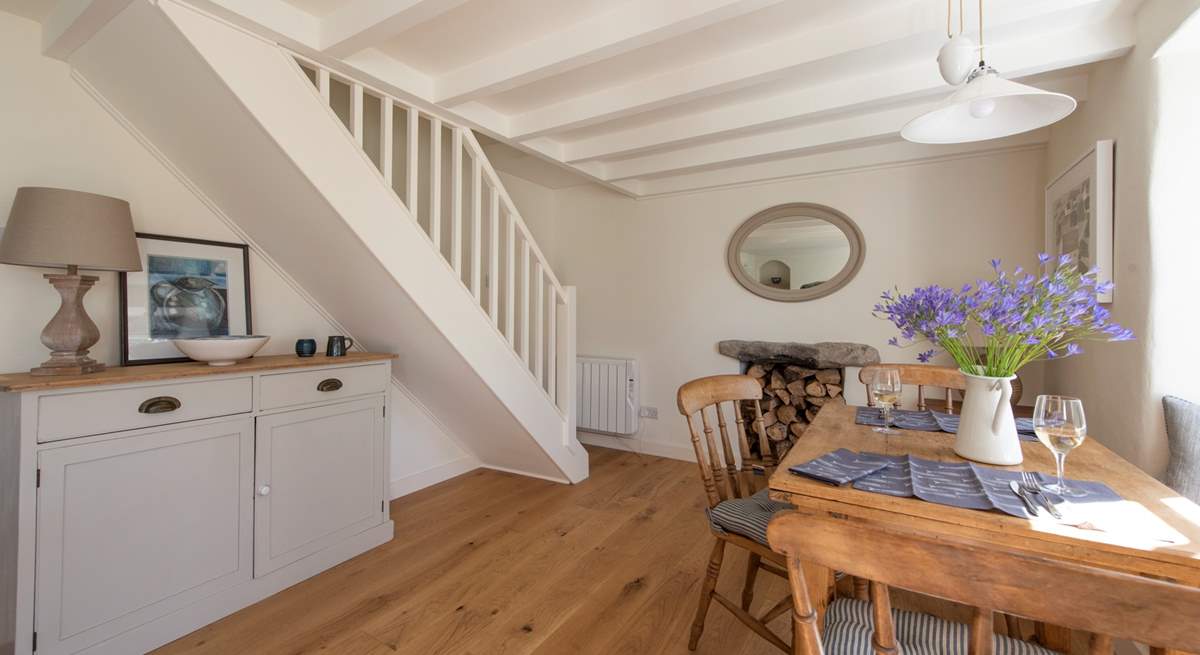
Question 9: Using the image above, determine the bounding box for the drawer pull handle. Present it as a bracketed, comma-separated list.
[317, 378, 343, 392]
[138, 396, 182, 414]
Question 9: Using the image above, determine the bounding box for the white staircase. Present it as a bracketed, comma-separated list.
[69, 0, 587, 482]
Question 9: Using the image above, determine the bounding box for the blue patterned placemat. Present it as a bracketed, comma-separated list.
[814, 450, 1123, 518]
[855, 406, 1039, 441]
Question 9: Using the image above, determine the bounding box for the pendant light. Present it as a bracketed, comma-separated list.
[901, 0, 1077, 144]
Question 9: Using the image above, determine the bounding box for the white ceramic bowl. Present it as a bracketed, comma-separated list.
[172, 335, 270, 366]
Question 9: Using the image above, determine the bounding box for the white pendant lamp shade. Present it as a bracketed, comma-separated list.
[901, 70, 1077, 144]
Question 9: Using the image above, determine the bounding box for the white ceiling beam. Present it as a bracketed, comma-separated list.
[339, 48, 439, 111]
[506, 0, 1121, 140]
[601, 105, 936, 181]
[42, 0, 134, 60]
[320, 0, 469, 58]
[182, 0, 321, 48]
[633, 131, 1049, 197]
[433, 0, 783, 106]
[600, 73, 1088, 181]
[563, 18, 1125, 164]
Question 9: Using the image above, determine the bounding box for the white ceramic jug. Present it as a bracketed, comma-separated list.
[954, 372, 1023, 465]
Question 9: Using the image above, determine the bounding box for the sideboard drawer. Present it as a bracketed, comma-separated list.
[259, 363, 389, 411]
[37, 377, 253, 442]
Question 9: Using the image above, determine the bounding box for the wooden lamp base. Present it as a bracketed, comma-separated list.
[32, 270, 106, 376]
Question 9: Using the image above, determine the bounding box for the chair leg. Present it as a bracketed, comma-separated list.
[742, 552, 762, 610]
[689, 538, 726, 651]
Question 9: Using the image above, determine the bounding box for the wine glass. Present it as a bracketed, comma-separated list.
[1032, 395, 1087, 495]
[869, 368, 902, 434]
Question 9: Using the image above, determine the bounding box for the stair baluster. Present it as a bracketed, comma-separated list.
[291, 53, 571, 413]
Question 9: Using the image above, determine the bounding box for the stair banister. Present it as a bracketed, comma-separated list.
[287, 49, 572, 413]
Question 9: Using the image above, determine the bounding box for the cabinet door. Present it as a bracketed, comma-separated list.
[35, 419, 253, 655]
[254, 397, 385, 577]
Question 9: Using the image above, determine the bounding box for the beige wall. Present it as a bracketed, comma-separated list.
[1043, 0, 1200, 476]
[537, 148, 1048, 459]
[0, 12, 469, 491]
[498, 171, 563, 273]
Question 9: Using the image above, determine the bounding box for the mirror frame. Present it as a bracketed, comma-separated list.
[726, 202, 866, 302]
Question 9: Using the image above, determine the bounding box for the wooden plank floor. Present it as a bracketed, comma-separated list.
[153, 446, 792, 655]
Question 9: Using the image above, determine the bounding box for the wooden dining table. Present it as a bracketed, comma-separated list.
[768, 398, 1200, 653]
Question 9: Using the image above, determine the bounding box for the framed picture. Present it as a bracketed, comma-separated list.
[120, 233, 252, 366]
[1045, 139, 1114, 303]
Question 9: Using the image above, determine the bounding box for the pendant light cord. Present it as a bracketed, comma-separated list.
[978, 0, 985, 66]
[947, 0, 965, 38]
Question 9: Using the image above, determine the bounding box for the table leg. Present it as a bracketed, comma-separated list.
[800, 559, 830, 634]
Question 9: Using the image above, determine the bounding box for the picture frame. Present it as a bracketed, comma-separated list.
[1045, 139, 1115, 303]
[119, 233, 253, 366]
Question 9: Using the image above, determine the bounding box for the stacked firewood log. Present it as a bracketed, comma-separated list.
[740, 363, 843, 460]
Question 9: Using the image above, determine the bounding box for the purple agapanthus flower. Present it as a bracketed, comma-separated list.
[873, 254, 1133, 376]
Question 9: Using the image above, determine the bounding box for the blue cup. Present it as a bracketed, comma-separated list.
[295, 339, 317, 357]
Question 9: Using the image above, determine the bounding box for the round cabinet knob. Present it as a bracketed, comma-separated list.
[258, 485, 271, 497]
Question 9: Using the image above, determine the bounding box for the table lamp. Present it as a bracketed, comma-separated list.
[0, 187, 142, 375]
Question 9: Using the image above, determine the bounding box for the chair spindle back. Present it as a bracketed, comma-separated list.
[860, 363, 966, 414]
[677, 375, 775, 508]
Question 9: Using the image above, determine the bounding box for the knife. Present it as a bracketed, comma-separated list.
[1029, 489, 1063, 519]
[1009, 480, 1041, 517]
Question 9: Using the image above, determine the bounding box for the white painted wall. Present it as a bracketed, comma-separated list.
[1043, 0, 1200, 477]
[515, 147, 1049, 460]
[0, 11, 474, 497]
[498, 171, 563, 272]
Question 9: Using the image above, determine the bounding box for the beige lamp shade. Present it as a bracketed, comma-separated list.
[0, 186, 142, 272]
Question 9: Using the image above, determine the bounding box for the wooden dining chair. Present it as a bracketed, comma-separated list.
[678, 374, 809, 652]
[768, 509, 1200, 655]
[860, 363, 967, 413]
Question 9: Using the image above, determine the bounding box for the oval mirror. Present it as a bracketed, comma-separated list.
[727, 203, 865, 302]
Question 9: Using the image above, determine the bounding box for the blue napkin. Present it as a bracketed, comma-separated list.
[789, 448, 891, 486]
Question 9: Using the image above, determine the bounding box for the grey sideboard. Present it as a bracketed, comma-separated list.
[0, 353, 397, 655]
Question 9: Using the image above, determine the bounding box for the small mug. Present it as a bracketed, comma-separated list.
[295, 339, 317, 358]
[326, 335, 354, 357]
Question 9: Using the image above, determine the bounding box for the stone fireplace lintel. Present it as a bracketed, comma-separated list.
[717, 340, 880, 369]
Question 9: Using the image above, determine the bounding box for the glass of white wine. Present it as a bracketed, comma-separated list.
[1032, 395, 1087, 495]
[869, 368, 902, 434]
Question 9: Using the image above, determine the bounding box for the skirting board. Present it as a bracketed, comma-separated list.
[578, 432, 695, 463]
[389, 456, 480, 499]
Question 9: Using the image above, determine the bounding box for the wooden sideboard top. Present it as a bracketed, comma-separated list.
[0, 353, 397, 392]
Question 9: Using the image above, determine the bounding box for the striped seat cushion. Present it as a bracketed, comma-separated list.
[706, 489, 792, 545]
[823, 598, 1061, 655]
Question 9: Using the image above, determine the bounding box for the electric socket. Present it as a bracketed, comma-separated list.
[639, 406, 658, 419]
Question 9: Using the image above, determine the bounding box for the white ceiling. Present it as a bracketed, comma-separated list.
[16, 0, 1146, 196]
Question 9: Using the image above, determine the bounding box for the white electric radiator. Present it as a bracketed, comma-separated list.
[577, 356, 639, 436]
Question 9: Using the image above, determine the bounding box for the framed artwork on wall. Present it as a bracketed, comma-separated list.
[1045, 139, 1115, 303]
[119, 233, 252, 366]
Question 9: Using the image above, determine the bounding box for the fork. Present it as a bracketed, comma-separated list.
[1020, 472, 1062, 519]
